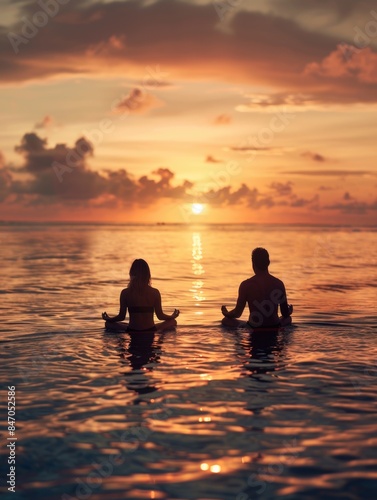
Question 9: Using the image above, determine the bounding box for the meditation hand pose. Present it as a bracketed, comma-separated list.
[221, 247, 293, 329]
[102, 259, 179, 332]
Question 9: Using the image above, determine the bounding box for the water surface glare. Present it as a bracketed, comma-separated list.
[0, 224, 376, 499]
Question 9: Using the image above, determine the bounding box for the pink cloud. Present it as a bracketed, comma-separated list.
[305, 44, 377, 83]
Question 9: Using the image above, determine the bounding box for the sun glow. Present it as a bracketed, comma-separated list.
[191, 203, 204, 214]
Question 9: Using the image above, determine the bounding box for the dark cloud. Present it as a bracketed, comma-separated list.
[201, 184, 273, 208]
[283, 169, 374, 176]
[290, 194, 320, 208]
[269, 181, 293, 196]
[1, 1, 376, 103]
[302, 151, 326, 162]
[14, 132, 93, 174]
[200, 181, 320, 210]
[2, 132, 193, 206]
[324, 199, 377, 214]
[0, 166, 12, 202]
[1, 131, 374, 217]
[270, 0, 377, 23]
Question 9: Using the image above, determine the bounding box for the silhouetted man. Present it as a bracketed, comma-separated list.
[221, 247, 293, 329]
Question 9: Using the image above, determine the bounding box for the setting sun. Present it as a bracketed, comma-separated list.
[191, 203, 204, 215]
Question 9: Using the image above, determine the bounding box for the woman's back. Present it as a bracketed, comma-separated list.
[123, 286, 157, 331]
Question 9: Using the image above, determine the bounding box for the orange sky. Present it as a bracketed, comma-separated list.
[0, 0, 376, 224]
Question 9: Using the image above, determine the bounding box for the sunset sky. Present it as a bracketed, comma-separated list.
[0, 0, 376, 224]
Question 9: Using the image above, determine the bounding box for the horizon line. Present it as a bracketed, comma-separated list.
[1, 220, 376, 228]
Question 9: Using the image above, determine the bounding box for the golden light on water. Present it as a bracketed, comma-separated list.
[191, 232, 205, 306]
[200, 463, 221, 473]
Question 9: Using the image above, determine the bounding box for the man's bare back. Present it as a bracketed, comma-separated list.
[221, 247, 293, 329]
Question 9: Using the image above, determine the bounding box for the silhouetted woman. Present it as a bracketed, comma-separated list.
[102, 259, 179, 332]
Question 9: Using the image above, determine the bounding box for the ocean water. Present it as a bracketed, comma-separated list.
[0, 223, 376, 500]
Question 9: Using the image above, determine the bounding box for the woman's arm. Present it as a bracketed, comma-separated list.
[102, 289, 127, 322]
[154, 289, 179, 320]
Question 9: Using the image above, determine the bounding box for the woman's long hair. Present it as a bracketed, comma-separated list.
[128, 259, 151, 295]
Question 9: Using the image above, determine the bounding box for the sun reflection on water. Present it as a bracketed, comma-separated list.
[190, 232, 205, 308]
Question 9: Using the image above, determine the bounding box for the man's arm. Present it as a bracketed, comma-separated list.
[222, 283, 247, 319]
[102, 289, 127, 322]
[279, 284, 293, 318]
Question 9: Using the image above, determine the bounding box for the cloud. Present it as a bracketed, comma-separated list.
[2, 131, 375, 218]
[290, 194, 320, 208]
[199, 181, 318, 210]
[269, 0, 376, 28]
[214, 114, 232, 125]
[283, 169, 374, 176]
[34, 115, 54, 130]
[1, 1, 377, 104]
[0, 150, 12, 202]
[2, 132, 193, 206]
[0, 2, 338, 95]
[269, 181, 293, 196]
[305, 45, 377, 83]
[113, 88, 164, 115]
[201, 184, 274, 208]
[302, 151, 326, 162]
[236, 93, 315, 111]
[324, 199, 377, 214]
[230, 146, 271, 152]
[270, 0, 377, 21]
[14, 132, 93, 174]
[205, 155, 223, 163]
[0, 168, 12, 202]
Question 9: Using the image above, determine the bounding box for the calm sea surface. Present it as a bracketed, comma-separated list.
[0, 223, 377, 500]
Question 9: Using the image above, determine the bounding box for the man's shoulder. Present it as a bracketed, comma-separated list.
[269, 274, 286, 288]
[240, 276, 256, 287]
